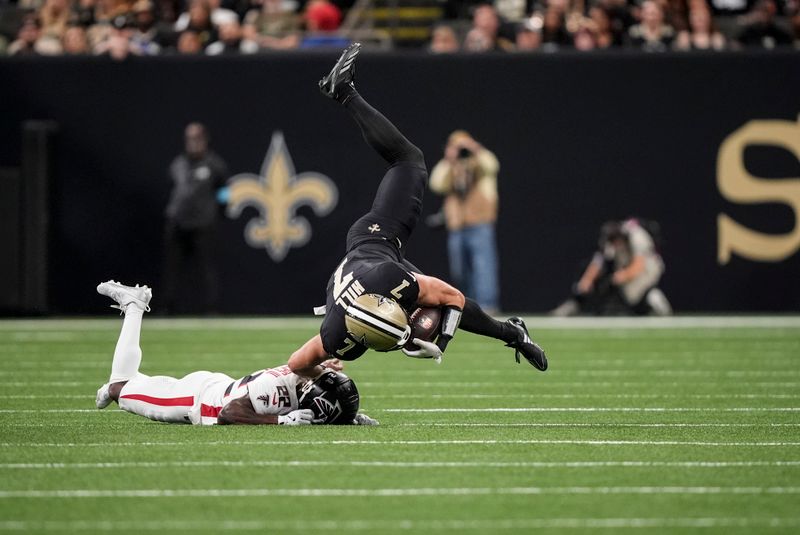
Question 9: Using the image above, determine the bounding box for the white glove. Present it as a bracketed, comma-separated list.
[278, 409, 314, 426]
[353, 413, 380, 426]
[402, 338, 443, 364]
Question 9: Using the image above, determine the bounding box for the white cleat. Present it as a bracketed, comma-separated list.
[97, 280, 152, 312]
[96, 383, 112, 409]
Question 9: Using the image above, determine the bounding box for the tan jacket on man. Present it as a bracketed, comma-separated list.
[429, 147, 499, 231]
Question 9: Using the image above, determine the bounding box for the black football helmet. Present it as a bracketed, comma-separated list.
[297, 370, 360, 425]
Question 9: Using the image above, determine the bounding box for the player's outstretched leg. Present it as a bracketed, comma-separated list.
[95, 280, 152, 408]
[320, 43, 424, 169]
[459, 298, 548, 371]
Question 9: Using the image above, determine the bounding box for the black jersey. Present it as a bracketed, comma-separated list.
[320, 242, 420, 360]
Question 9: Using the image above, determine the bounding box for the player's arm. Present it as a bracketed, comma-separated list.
[408, 273, 465, 357]
[577, 254, 603, 294]
[612, 255, 646, 285]
[217, 396, 279, 425]
[414, 273, 465, 309]
[218, 396, 315, 426]
[287, 334, 331, 378]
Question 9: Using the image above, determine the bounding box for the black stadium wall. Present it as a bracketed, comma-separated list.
[1, 51, 798, 314]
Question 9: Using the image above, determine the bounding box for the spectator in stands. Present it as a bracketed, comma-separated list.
[675, 5, 726, 49]
[163, 122, 228, 315]
[97, 15, 137, 59]
[793, 12, 800, 48]
[242, 0, 300, 50]
[176, 0, 217, 47]
[72, 0, 98, 28]
[430, 130, 501, 313]
[152, 0, 180, 24]
[627, 0, 675, 51]
[514, 18, 543, 50]
[175, 0, 236, 33]
[177, 29, 203, 52]
[8, 15, 43, 55]
[429, 23, 460, 53]
[596, 0, 636, 43]
[551, 219, 672, 317]
[464, 3, 514, 51]
[129, 0, 163, 55]
[206, 19, 258, 54]
[662, 0, 690, 33]
[588, 5, 620, 47]
[62, 24, 91, 53]
[39, 0, 71, 40]
[735, 0, 792, 48]
[300, 0, 348, 48]
[541, 5, 573, 48]
[573, 20, 600, 50]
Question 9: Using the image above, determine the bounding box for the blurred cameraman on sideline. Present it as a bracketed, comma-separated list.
[552, 218, 672, 316]
[162, 122, 228, 315]
[430, 130, 500, 313]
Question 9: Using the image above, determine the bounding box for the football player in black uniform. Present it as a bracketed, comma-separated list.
[288, 43, 547, 376]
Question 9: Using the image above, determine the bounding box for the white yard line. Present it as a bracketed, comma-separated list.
[0, 486, 799, 499]
[1, 440, 799, 447]
[382, 407, 800, 412]
[6, 369, 800, 378]
[4, 393, 800, 401]
[7, 380, 800, 388]
[0, 517, 798, 531]
[1, 316, 800, 331]
[1, 407, 799, 414]
[1, 460, 799, 470]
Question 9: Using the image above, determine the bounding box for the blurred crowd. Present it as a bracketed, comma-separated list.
[0, 0, 797, 57]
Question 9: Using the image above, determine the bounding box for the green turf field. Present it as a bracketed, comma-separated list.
[0, 316, 798, 534]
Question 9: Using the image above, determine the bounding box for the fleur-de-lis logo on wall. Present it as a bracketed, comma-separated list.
[226, 132, 338, 262]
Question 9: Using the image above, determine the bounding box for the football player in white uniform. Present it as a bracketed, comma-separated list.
[94, 280, 377, 426]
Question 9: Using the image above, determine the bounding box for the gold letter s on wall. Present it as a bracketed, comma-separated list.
[717, 117, 800, 265]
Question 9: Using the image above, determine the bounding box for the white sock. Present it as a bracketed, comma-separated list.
[109, 305, 145, 383]
[646, 288, 673, 316]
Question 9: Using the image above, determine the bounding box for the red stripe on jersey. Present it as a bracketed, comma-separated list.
[201, 404, 222, 418]
[119, 394, 194, 406]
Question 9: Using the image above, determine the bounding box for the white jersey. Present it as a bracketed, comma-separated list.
[189, 365, 304, 426]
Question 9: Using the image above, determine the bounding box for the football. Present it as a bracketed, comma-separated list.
[405, 306, 442, 351]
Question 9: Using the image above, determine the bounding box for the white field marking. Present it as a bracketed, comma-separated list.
[1, 487, 800, 499]
[2, 440, 799, 447]
[4, 393, 800, 401]
[357, 381, 800, 389]
[7, 380, 800, 389]
[0, 409, 121, 413]
[394, 423, 800, 428]
[2, 315, 800, 331]
[368, 393, 800, 400]
[1, 382, 96, 387]
[2, 460, 800, 470]
[3, 407, 800, 415]
[0, 395, 89, 400]
[381, 407, 800, 413]
[8, 369, 800, 378]
[6, 422, 800, 429]
[1, 518, 799, 531]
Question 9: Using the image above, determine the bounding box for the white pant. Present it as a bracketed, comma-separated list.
[107, 306, 234, 424]
[118, 371, 232, 424]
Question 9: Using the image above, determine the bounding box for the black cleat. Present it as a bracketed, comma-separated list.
[319, 42, 361, 104]
[506, 317, 548, 371]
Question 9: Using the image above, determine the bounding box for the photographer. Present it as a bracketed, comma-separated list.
[430, 130, 500, 312]
[551, 218, 672, 316]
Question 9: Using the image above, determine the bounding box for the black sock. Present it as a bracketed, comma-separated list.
[459, 298, 516, 343]
[344, 92, 425, 168]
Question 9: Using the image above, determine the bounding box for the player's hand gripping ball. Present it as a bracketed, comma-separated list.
[404, 307, 442, 352]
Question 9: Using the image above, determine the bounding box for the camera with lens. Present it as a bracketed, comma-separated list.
[457, 147, 473, 159]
